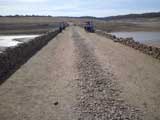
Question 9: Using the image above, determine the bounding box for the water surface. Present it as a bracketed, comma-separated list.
[0, 35, 40, 47]
[111, 32, 160, 48]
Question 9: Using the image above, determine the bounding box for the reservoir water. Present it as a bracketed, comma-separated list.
[111, 32, 160, 47]
[0, 35, 40, 47]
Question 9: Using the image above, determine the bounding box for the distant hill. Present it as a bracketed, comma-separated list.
[74, 12, 160, 21]
[101, 12, 160, 21]
[55, 12, 160, 21]
[1, 12, 160, 21]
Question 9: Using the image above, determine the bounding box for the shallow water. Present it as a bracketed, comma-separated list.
[0, 35, 40, 47]
[111, 32, 160, 43]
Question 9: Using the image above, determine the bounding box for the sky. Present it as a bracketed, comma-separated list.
[0, 0, 160, 17]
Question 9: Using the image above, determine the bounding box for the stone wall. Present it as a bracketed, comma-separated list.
[0, 29, 60, 80]
[96, 30, 160, 60]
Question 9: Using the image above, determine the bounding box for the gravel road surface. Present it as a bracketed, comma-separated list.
[0, 26, 160, 120]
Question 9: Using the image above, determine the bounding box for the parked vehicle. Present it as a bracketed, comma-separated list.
[84, 21, 95, 33]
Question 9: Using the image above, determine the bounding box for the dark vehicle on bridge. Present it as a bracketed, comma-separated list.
[84, 21, 95, 33]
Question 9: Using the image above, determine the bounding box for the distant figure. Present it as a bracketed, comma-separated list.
[59, 22, 64, 32]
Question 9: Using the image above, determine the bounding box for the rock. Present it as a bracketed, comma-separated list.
[54, 101, 59, 106]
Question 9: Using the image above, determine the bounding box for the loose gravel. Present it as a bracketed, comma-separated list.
[72, 28, 143, 120]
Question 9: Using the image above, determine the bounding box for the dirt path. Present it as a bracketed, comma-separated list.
[0, 26, 160, 120]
